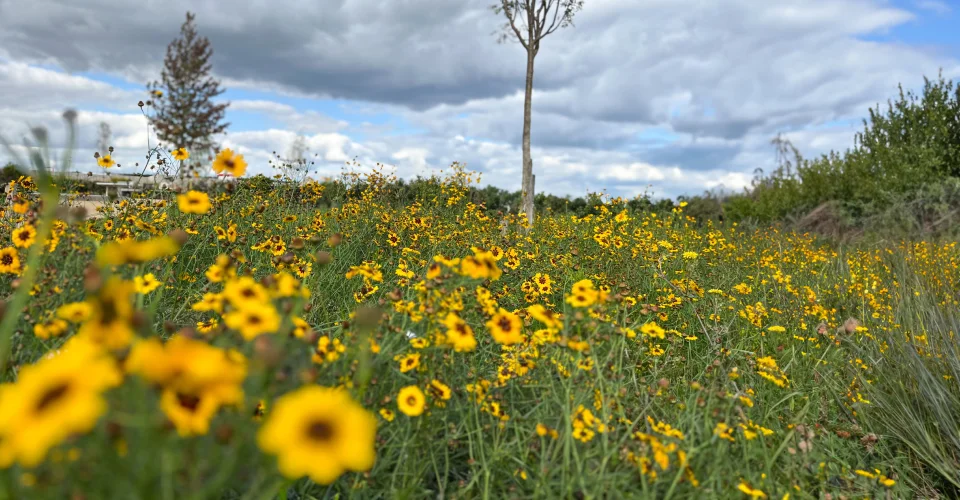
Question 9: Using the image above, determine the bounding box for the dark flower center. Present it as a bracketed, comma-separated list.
[1, 254, 12, 266]
[497, 317, 512, 332]
[177, 393, 201, 412]
[306, 419, 334, 442]
[100, 299, 119, 323]
[35, 383, 70, 412]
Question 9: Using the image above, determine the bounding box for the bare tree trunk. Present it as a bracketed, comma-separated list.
[521, 48, 535, 227]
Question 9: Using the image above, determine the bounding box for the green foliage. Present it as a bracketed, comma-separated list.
[0, 163, 24, 187]
[695, 70, 960, 235]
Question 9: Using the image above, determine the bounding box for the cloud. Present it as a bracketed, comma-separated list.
[229, 100, 349, 134]
[914, 0, 951, 15]
[0, 0, 958, 200]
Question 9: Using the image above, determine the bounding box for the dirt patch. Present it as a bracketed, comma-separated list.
[794, 201, 857, 239]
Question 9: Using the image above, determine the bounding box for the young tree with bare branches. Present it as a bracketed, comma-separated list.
[148, 12, 229, 169]
[96, 121, 111, 157]
[492, 0, 584, 226]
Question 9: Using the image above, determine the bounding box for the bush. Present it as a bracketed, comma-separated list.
[0, 163, 24, 187]
[714, 70, 960, 236]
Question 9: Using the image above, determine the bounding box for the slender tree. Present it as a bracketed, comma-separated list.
[96, 121, 112, 156]
[148, 12, 229, 169]
[287, 134, 308, 165]
[492, 0, 584, 226]
[276, 133, 311, 180]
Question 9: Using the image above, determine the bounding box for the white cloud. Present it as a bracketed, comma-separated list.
[914, 0, 951, 15]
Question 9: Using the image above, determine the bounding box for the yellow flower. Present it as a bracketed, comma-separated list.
[398, 353, 421, 373]
[527, 304, 562, 330]
[159, 389, 222, 437]
[397, 385, 426, 416]
[379, 408, 395, 422]
[566, 279, 603, 308]
[442, 312, 477, 352]
[486, 308, 523, 345]
[12, 224, 36, 249]
[459, 250, 502, 281]
[0, 337, 121, 468]
[426, 262, 442, 279]
[126, 336, 247, 436]
[223, 276, 270, 308]
[257, 386, 376, 484]
[213, 148, 248, 177]
[33, 318, 68, 340]
[76, 278, 137, 350]
[95, 236, 181, 268]
[197, 318, 219, 334]
[224, 304, 281, 341]
[682, 251, 699, 259]
[714, 422, 735, 442]
[737, 481, 767, 498]
[192, 292, 224, 313]
[291, 317, 311, 338]
[97, 155, 115, 168]
[345, 262, 383, 282]
[0, 247, 21, 274]
[312, 337, 346, 364]
[133, 273, 162, 294]
[177, 190, 211, 214]
[573, 426, 596, 442]
[640, 322, 666, 339]
[172, 147, 190, 161]
[428, 380, 452, 401]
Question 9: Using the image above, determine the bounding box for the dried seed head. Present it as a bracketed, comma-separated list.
[168, 229, 189, 246]
[315, 251, 332, 266]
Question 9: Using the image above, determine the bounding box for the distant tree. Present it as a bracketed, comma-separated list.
[770, 132, 802, 179]
[271, 133, 312, 181]
[96, 121, 112, 157]
[492, 0, 584, 227]
[147, 12, 229, 170]
[287, 134, 307, 164]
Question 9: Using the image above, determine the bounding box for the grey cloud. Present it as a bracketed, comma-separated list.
[2, 0, 960, 198]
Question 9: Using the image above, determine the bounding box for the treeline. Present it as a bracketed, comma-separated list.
[279, 174, 676, 218]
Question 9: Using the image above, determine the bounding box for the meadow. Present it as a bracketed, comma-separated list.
[1, 140, 959, 499]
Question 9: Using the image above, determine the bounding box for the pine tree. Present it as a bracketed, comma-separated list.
[147, 12, 229, 168]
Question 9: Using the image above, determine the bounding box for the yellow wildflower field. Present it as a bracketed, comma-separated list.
[0, 157, 957, 498]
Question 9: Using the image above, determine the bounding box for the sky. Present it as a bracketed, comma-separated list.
[0, 0, 958, 200]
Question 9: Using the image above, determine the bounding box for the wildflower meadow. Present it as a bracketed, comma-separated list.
[1, 120, 959, 499]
